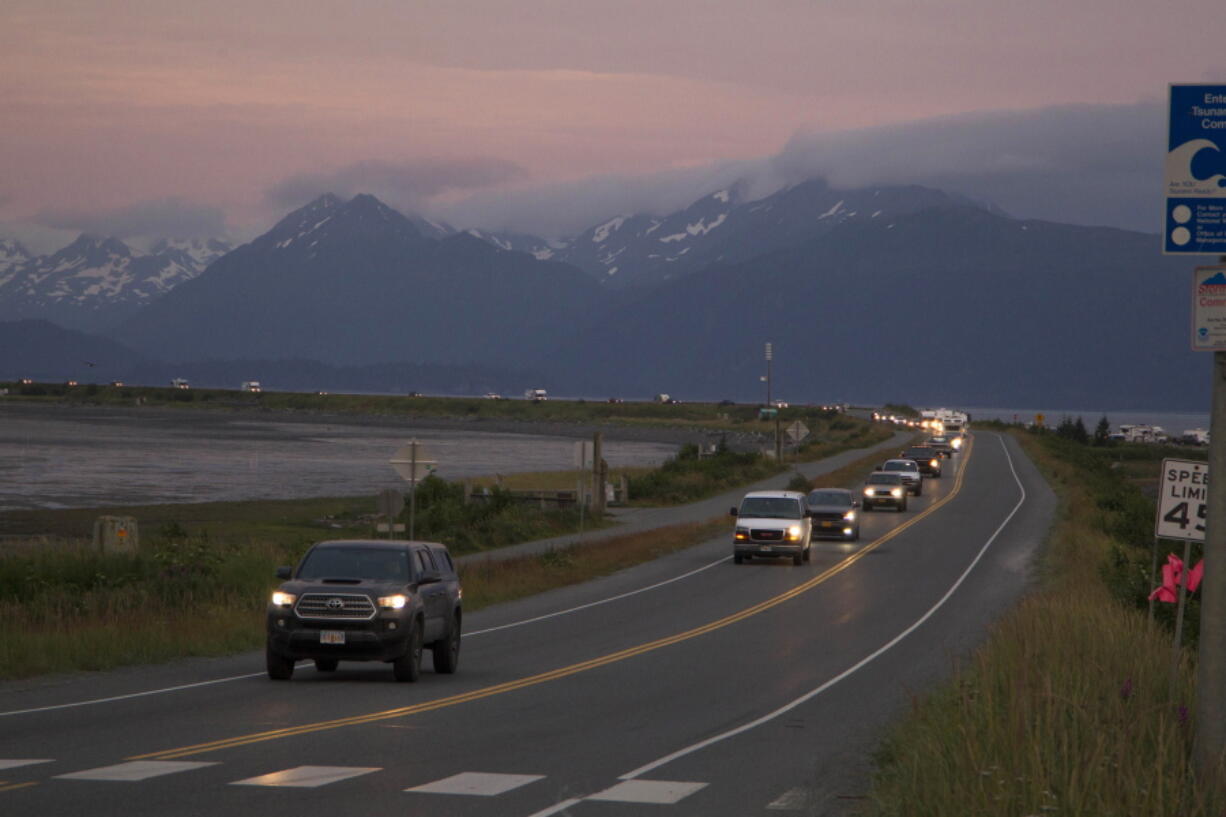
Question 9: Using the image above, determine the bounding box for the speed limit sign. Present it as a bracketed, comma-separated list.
[1156, 458, 1208, 541]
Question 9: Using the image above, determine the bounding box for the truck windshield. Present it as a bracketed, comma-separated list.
[298, 547, 410, 581]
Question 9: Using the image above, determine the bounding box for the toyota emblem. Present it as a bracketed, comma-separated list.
[326, 597, 344, 609]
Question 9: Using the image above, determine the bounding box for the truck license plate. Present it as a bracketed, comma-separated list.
[320, 631, 345, 645]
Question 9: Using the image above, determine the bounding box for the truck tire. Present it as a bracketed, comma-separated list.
[432, 613, 461, 674]
[393, 620, 423, 682]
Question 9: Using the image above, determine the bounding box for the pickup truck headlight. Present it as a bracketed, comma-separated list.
[786, 525, 802, 541]
[378, 594, 408, 610]
[890, 488, 903, 498]
[843, 511, 856, 521]
[734, 527, 749, 541]
[863, 487, 874, 496]
[271, 591, 296, 607]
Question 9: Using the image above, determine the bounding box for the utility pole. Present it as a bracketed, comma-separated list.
[765, 342, 781, 460]
[592, 431, 605, 517]
[1196, 254, 1226, 785]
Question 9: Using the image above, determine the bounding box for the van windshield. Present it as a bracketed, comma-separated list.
[738, 497, 803, 519]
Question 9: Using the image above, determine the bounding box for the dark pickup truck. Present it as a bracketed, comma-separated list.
[266, 539, 462, 682]
[899, 446, 943, 477]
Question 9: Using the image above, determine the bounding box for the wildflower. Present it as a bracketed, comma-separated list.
[1178, 705, 1190, 725]
[1120, 678, 1133, 701]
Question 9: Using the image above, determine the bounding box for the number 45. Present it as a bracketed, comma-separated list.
[1164, 501, 1207, 533]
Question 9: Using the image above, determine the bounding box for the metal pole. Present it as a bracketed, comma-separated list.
[1149, 536, 1160, 622]
[1172, 538, 1194, 697]
[1196, 258, 1226, 781]
[408, 440, 418, 541]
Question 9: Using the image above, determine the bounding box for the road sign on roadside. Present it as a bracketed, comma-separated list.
[1192, 265, 1226, 350]
[1164, 84, 1226, 255]
[389, 440, 437, 483]
[786, 420, 809, 444]
[1156, 458, 1209, 541]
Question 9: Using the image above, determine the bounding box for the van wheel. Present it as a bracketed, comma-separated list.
[393, 621, 423, 682]
[432, 614, 461, 674]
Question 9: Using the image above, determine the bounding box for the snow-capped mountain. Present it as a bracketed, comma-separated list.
[464, 179, 987, 289]
[0, 233, 232, 330]
[0, 239, 34, 288]
[119, 193, 600, 367]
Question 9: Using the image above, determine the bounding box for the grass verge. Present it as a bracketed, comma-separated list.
[863, 432, 1223, 816]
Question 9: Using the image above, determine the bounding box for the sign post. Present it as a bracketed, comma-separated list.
[1166, 84, 1226, 781]
[1155, 458, 1208, 692]
[389, 440, 438, 540]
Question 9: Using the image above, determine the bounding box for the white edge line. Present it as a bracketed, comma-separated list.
[619, 433, 1027, 780]
[0, 670, 288, 718]
[0, 557, 729, 719]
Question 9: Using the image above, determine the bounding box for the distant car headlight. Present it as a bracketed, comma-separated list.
[951, 438, 963, 449]
[786, 525, 802, 540]
[271, 591, 296, 607]
[734, 527, 749, 541]
[891, 488, 903, 498]
[863, 487, 874, 496]
[378, 594, 408, 610]
[843, 511, 856, 521]
[931, 459, 940, 468]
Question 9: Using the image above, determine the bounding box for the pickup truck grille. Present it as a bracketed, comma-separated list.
[295, 593, 376, 620]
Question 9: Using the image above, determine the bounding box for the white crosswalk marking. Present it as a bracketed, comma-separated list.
[0, 759, 52, 770]
[587, 779, 708, 804]
[406, 771, 545, 796]
[767, 787, 811, 810]
[57, 760, 217, 781]
[231, 765, 380, 788]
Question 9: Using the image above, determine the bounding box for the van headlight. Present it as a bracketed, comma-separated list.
[786, 525, 802, 541]
[734, 527, 749, 541]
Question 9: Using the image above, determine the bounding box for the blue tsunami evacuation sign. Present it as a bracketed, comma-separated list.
[1166, 84, 1226, 255]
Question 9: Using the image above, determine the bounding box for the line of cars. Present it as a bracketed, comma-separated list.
[729, 427, 966, 563]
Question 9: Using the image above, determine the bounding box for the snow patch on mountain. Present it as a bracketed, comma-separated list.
[592, 216, 627, 244]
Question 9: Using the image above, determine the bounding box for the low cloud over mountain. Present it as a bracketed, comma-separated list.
[439, 101, 1165, 237]
[34, 198, 230, 241]
[266, 158, 530, 216]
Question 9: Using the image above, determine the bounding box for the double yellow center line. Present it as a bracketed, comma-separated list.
[135, 436, 973, 761]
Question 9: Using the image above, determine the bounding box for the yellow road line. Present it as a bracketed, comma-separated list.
[135, 437, 974, 761]
[0, 781, 39, 793]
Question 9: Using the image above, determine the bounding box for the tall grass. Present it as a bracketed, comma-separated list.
[864, 433, 1223, 815]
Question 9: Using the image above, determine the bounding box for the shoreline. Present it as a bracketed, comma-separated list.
[0, 400, 761, 448]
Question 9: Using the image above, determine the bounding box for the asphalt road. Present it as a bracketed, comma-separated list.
[0, 430, 1054, 816]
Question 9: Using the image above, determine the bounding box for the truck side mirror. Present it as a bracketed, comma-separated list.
[729, 507, 738, 517]
[275, 565, 292, 579]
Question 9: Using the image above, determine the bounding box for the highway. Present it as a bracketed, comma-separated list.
[0, 431, 1054, 816]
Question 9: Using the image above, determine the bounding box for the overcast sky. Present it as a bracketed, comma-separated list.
[2, 0, 1224, 250]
